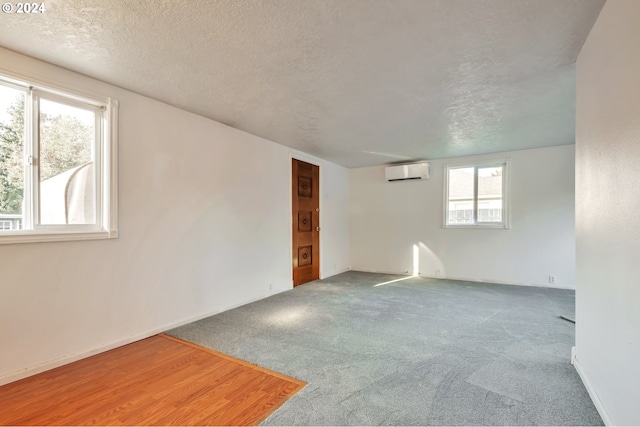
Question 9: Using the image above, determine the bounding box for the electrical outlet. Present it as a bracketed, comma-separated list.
[549, 275, 556, 284]
[436, 269, 441, 276]
[269, 283, 273, 291]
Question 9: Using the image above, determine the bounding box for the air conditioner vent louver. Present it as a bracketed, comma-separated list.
[385, 162, 430, 181]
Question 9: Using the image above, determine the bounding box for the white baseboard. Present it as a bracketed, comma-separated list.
[0, 331, 161, 387]
[419, 273, 575, 290]
[0, 293, 272, 387]
[320, 266, 351, 280]
[351, 268, 411, 276]
[573, 356, 613, 426]
[352, 269, 575, 290]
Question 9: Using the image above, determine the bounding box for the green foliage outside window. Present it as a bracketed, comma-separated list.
[0, 95, 92, 215]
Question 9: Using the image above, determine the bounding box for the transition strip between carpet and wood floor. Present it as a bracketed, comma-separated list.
[0, 334, 306, 426]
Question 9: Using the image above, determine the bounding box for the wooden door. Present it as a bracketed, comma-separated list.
[292, 159, 320, 286]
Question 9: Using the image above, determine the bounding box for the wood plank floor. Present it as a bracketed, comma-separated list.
[0, 334, 305, 426]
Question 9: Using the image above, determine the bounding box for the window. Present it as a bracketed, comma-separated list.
[0, 72, 118, 244]
[444, 160, 509, 228]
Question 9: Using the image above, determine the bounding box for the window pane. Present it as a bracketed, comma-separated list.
[448, 167, 474, 225]
[0, 85, 26, 231]
[477, 166, 502, 222]
[39, 99, 96, 225]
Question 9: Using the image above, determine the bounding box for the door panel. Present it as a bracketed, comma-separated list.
[292, 159, 319, 286]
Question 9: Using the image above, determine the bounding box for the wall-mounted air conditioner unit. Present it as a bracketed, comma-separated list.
[385, 162, 430, 181]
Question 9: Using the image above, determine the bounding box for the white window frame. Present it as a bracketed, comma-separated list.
[0, 70, 118, 244]
[443, 158, 510, 229]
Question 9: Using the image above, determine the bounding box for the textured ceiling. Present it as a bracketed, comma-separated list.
[0, 0, 604, 168]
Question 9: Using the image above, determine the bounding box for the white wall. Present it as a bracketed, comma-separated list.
[350, 145, 575, 288]
[575, 1, 640, 425]
[0, 47, 350, 384]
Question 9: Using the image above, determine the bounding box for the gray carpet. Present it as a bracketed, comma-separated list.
[167, 271, 602, 426]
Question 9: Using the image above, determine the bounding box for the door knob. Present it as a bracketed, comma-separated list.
[316, 226, 320, 231]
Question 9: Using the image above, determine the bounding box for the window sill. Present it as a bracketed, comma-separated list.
[0, 230, 118, 245]
[444, 224, 509, 229]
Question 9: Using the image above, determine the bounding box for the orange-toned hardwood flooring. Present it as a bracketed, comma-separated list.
[0, 334, 305, 426]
